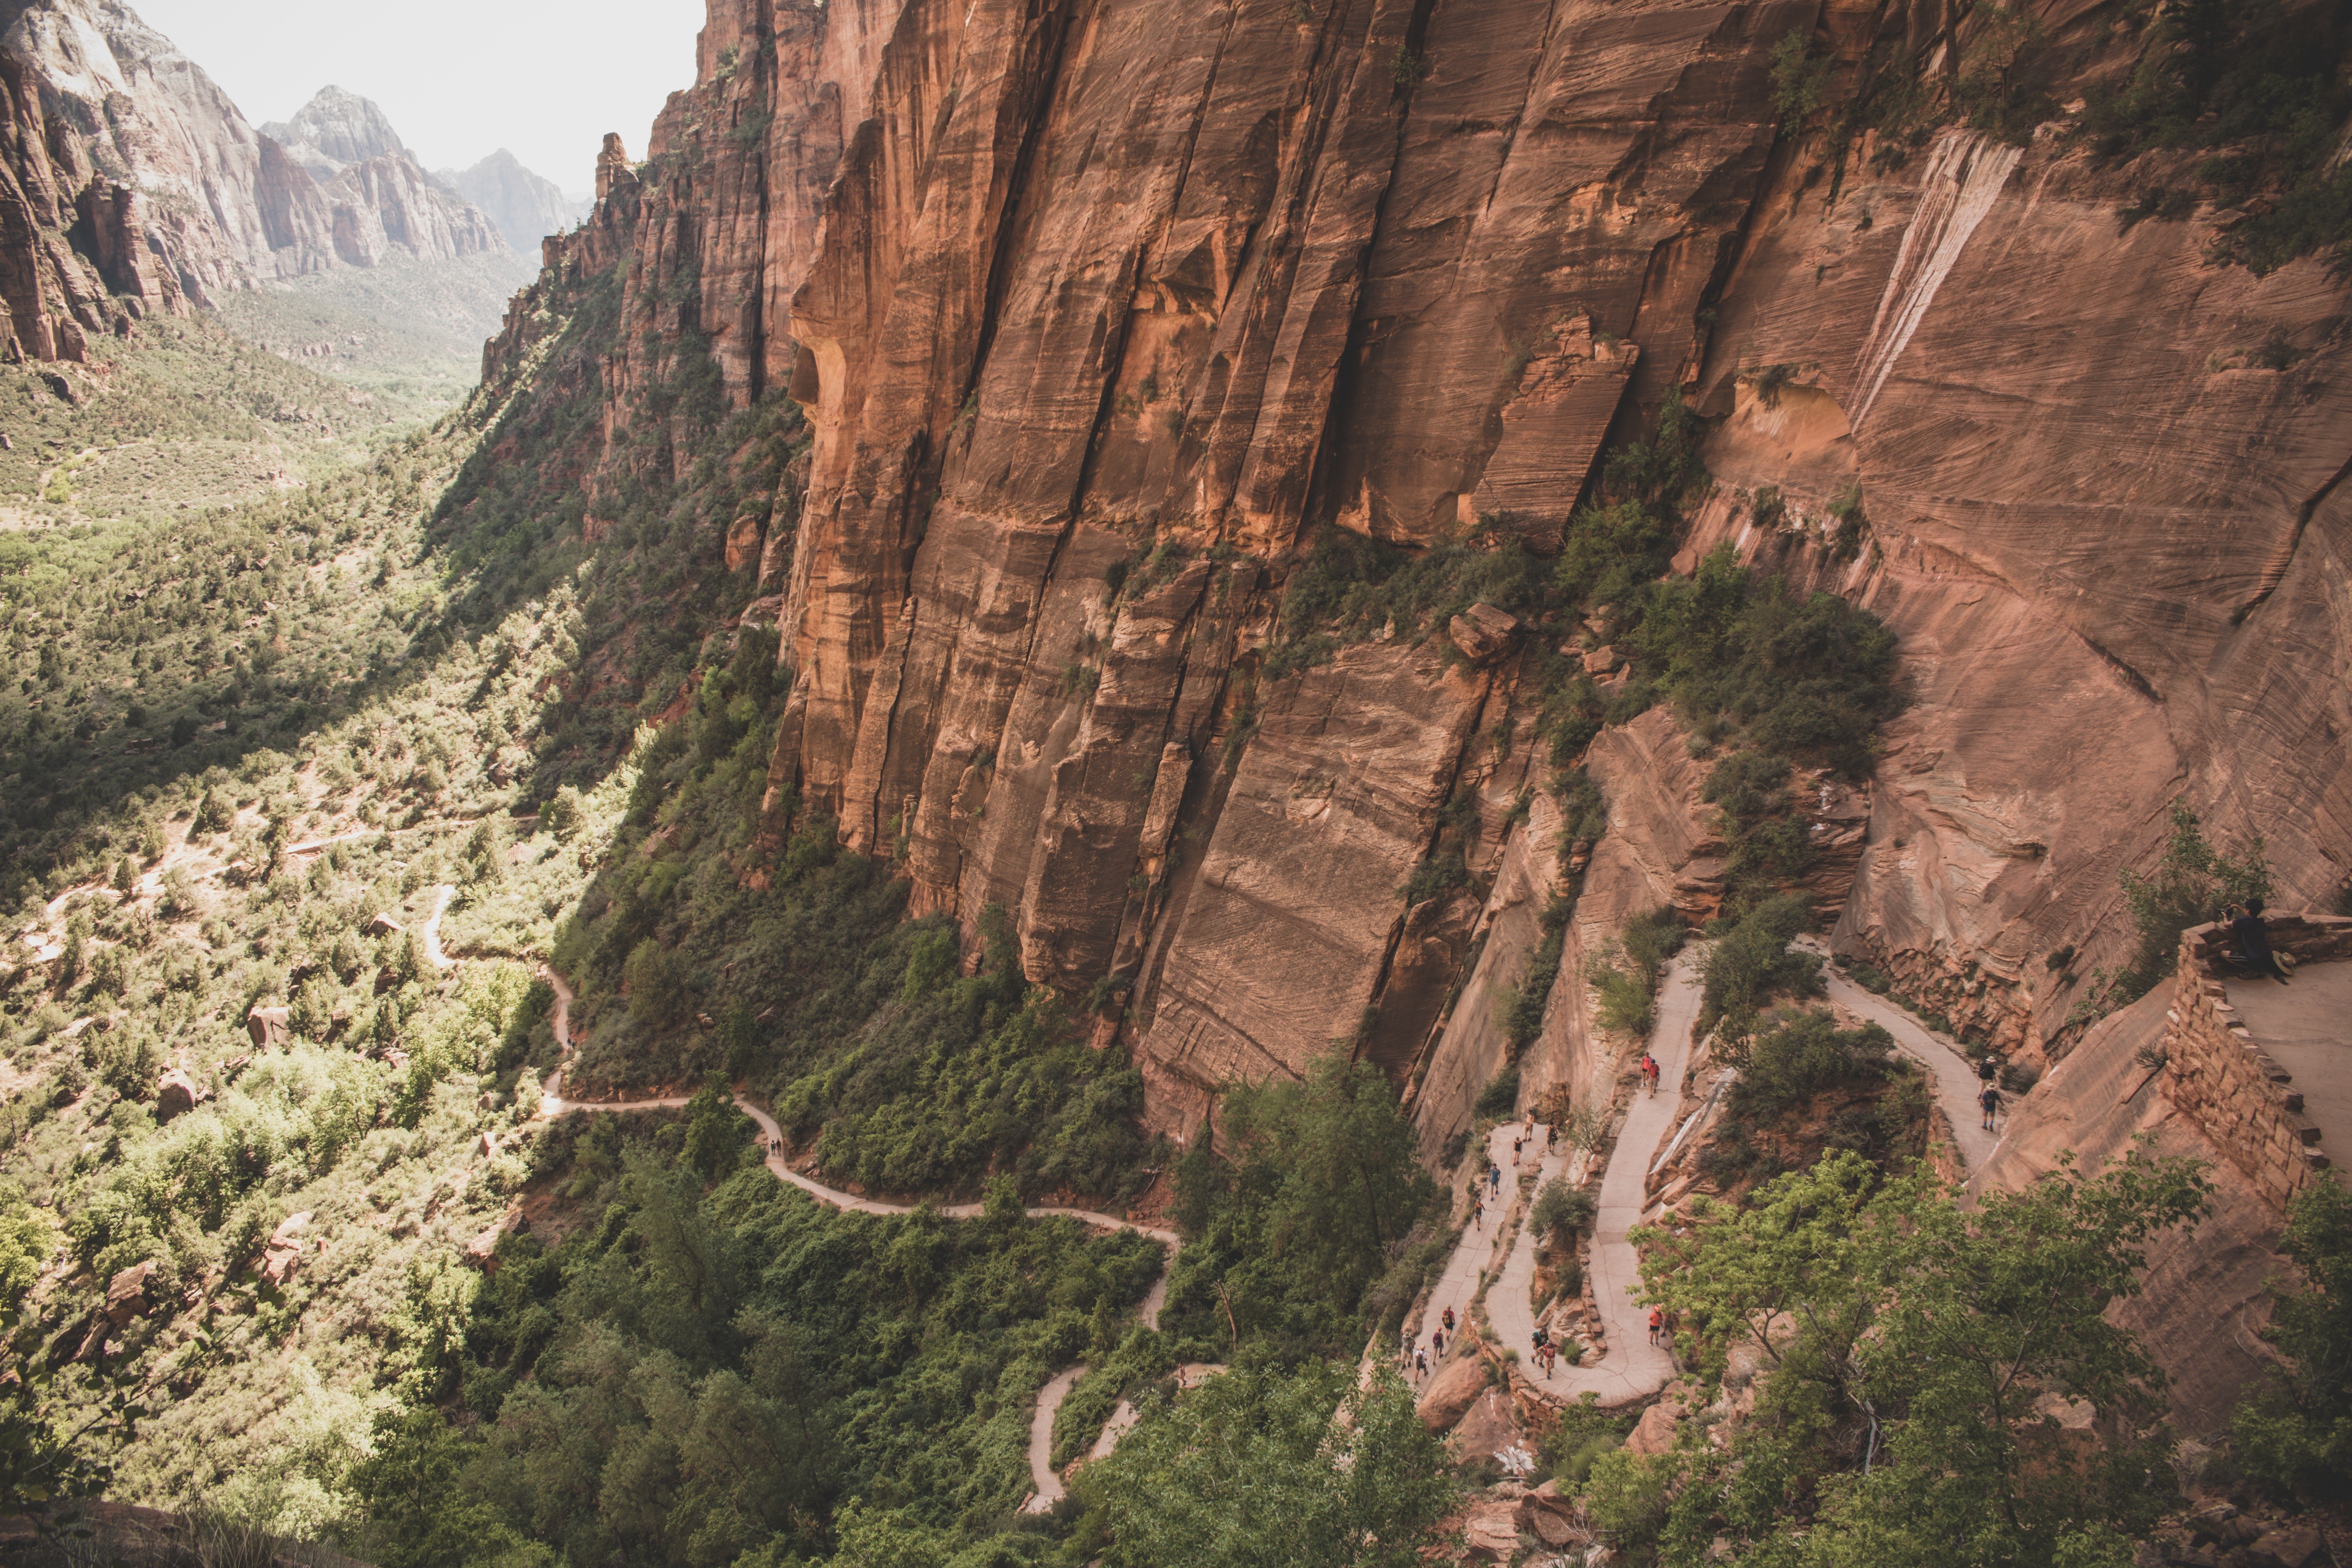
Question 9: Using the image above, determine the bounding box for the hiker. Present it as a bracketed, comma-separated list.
[1532, 1323, 1549, 1355]
[1541, 1341, 1557, 1377]
[1400, 1325, 1412, 1365]
[2230, 897, 2292, 983]
[1648, 1307, 1663, 1346]
[1414, 1345, 1428, 1379]
[1512, 1134, 1523, 1166]
[1472, 1196, 1484, 1230]
[1442, 1305, 1455, 1334]
[1976, 1054, 1997, 1085]
[1546, 1123, 1557, 1152]
[1979, 1083, 2000, 1132]
[1432, 1327, 1446, 1359]
[1490, 1163, 1503, 1199]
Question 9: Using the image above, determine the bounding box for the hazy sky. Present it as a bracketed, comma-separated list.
[133, 0, 708, 192]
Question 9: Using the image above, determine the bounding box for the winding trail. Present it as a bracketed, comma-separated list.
[1422, 939, 2005, 1425]
[420, 885, 457, 972]
[1413, 956, 1703, 1413]
[527, 965, 1186, 1512]
[1797, 939, 1999, 1171]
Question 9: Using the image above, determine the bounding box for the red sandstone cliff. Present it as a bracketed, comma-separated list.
[0, 2, 509, 361]
[486, 0, 2350, 1174]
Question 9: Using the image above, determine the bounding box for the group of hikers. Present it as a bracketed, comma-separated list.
[1402, 1305, 1463, 1381]
[1403, 1303, 1573, 1381]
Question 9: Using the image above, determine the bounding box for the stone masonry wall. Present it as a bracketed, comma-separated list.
[2160, 914, 2352, 1212]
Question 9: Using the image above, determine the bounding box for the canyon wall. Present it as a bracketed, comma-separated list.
[488, 0, 2351, 1200]
[0, 2, 508, 361]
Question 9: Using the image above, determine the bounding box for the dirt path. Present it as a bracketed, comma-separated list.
[1798, 940, 1999, 1171]
[1421, 955, 1702, 1412]
[420, 884, 457, 972]
[528, 965, 1186, 1509]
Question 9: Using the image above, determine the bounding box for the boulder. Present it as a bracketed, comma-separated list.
[2249, 1526, 2323, 1568]
[154, 1067, 203, 1123]
[1459, 1496, 1521, 1562]
[245, 1004, 289, 1050]
[1581, 643, 1624, 675]
[465, 1206, 523, 1270]
[365, 913, 403, 937]
[260, 1211, 310, 1285]
[1416, 1350, 1488, 1432]
[1624, 1399, 1682, 1456]
[1448, 1385, 1528, 1465]
[725, 511, 765, 572]
[1446, 602, 1519, 665]
[103, 1259, 156, 1325]
[1517, 1481, 1581, 1549]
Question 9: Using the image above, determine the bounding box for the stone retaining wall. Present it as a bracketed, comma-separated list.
[2160, 914, 2352, 1212]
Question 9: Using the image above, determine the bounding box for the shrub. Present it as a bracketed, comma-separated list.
[1769, 28, 1832, 133]
[1730, 1007, 1894, 1116]
[1532, 1178, 1595, 1243]
[2115, 799, 2269, 1002]
[1475, 1067, 1521, 1120]
[1698, 893, 1822, 1045]
[1591, 957, 1654, 1038]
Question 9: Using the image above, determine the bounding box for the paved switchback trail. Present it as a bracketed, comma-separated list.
[1796, 938, 2000, 1172]
[1423, 939, 2006, 1429]
[1419, 956, 1704, 1414]
[529, 965, 1189, 1512]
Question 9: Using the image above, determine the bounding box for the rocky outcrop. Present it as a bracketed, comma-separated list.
[1973, 984, 2292, 1436]
[259, 86, 506, 268]
[310, 147, 505, 268]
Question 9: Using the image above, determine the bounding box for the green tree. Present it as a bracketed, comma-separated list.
[350, 1406, 523, 1568]
[2232, 1180, 2352, 1502]
[1163, 1054, 1439, 1358]
[1697, 893, 1821, 1049]
[1628, 1147, 2211, 1566]
[1092, 1361, 1457, 1568]
[2116, 799, 2270, 1000]
[0, 1185, 73, 1512]
[682, 1077, 750, 1182]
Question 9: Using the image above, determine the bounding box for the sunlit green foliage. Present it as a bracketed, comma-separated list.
[358, 1138, 1163, 1568]
[1079, 1361, 1458, 1568]
[1619, 1148, 2212, 1567]
[2233, 1180, 2352, 1502]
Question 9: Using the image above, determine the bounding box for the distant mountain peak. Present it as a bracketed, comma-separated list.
[260, 84, 407, 180]
[441, 148, 590, 257]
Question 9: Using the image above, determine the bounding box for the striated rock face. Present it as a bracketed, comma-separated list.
[1674, 113, 2352, 1065]
[309, 146, 505, 268]
[0, 9, 506, 361]
[489, 0, 2352, 1229]
[259, 85, 507, 268]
